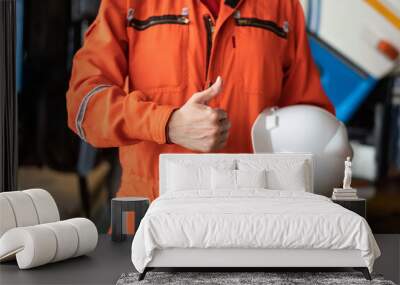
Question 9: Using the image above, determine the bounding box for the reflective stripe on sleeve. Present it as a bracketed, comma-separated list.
[75, 84, 112, 141]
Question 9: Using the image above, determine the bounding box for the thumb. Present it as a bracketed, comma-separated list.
[187, 76, 223, 105]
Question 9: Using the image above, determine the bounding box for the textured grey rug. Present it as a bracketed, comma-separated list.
[117, 272, 396, 285]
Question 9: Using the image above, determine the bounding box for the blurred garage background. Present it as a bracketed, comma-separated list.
[10, 0, 400, 233]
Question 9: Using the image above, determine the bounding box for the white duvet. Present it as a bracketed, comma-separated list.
[131, 190, 380, 273]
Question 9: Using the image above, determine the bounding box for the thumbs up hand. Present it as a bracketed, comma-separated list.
[167, 76, 231, 152]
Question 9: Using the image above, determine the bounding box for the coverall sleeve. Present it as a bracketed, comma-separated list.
[279, 0, 335, 114]
[66, 0, 176, 148]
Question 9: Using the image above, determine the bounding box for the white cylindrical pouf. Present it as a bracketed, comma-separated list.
[0, 192, 39, 227]
[0, 196, 17, 237]
[23, 189, 60, 224]
[0, 226, 57, 269]
[0, 219, 98, 269]
[42, 221, 79, 262]
[65, 218, 98, 257]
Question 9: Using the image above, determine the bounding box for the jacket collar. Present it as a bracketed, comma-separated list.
[224, 0, 240, 9]
[215, 0, 244, 31]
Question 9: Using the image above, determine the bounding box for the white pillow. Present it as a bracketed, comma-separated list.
[237, 159, 308, 191]
[211, 169, 267, 190]
[268, 162, 307, 191]
[167, 160, 235, 191]
[237, 169, 267, 188]
[211, 168, 236, 189]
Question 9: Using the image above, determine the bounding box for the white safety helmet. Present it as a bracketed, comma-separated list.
[251, 105, 353, 196]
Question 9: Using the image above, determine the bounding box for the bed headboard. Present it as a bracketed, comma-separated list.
[159, 153, 314, 195]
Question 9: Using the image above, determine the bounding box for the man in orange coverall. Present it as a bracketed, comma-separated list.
[66, 0, 334, 202]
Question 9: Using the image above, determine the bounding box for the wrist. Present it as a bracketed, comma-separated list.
[165, 109, 178, 144]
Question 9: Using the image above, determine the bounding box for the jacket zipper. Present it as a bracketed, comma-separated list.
[235, 17, 288, 39]
[129, 15, 190, 31]
[203, 15, 215, 85]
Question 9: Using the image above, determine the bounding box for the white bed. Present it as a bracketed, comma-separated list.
[131, 153, 380, 281]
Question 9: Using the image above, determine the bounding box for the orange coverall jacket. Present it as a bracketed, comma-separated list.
[66, 0, 334, 201]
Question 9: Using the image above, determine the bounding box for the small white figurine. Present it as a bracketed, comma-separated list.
[343, 156, 352, 189]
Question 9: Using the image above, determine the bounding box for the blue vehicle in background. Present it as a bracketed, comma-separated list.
[301, 0, 400, 122]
